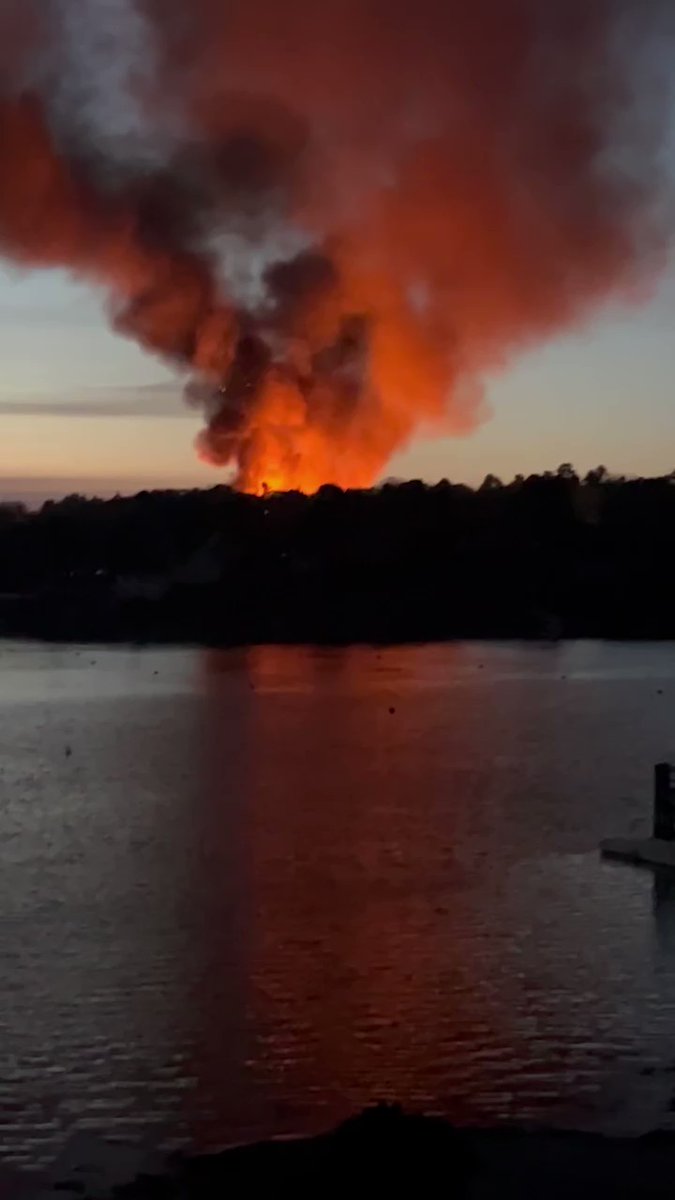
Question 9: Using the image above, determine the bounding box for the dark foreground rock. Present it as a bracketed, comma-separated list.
[59, 1107, 675, 1199]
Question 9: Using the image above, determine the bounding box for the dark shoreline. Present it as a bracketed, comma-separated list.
[45, 1109, 675, 1198]
[5, 591, 675, 649]
[5, 625, 675, 649]
[3, 471, 675, 645]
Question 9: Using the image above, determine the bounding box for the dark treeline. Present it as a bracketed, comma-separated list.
[1, 464, 675, 643]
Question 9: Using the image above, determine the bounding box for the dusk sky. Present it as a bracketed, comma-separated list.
[0, 259, 672, 506]
[0, 0, 673, 505]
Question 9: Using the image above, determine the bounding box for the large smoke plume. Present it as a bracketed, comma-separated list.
[0, 0, 671, 492]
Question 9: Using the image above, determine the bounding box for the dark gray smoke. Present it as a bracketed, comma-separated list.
[0, 0, 671, 490]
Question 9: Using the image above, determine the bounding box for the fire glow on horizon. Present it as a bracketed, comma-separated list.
[0, 0, 671, 495]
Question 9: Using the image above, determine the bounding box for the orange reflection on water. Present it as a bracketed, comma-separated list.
[187, 644, 524, 1141]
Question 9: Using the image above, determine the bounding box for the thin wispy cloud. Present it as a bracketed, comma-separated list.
[0, 382, 191, 419]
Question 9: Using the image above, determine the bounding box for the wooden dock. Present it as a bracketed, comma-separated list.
[601, 763, 675, 869]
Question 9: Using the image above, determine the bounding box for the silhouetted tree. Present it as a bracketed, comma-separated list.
[1, 469, 675, 641]
[480, 474, 503, 491]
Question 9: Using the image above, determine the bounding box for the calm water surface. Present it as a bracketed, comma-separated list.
[2, 639, 675, 1168]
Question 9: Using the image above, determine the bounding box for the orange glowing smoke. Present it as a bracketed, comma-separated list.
[0, 0, 671, 492]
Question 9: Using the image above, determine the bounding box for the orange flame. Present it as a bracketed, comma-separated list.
[0, 1, 669, 491]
